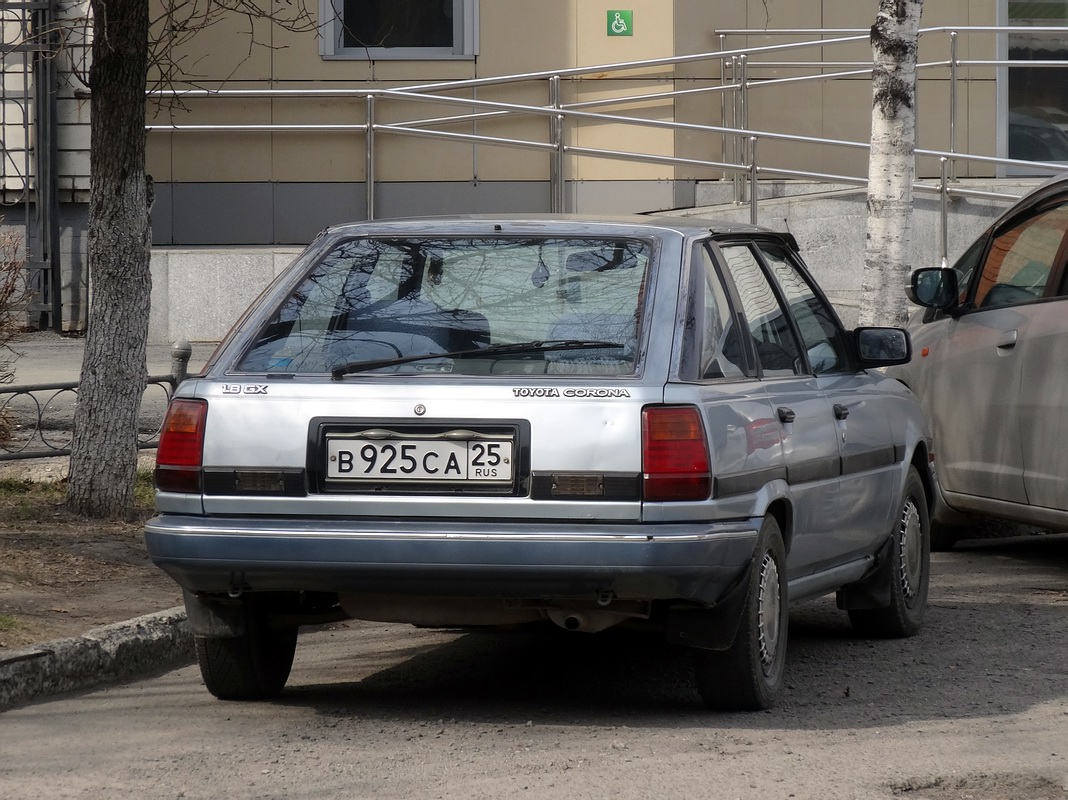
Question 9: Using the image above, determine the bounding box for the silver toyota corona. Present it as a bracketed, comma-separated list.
[146, 215, 933, 711]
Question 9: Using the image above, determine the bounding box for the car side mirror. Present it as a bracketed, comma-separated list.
[907, 267, 958, 310]
[854, 327, 911, 366]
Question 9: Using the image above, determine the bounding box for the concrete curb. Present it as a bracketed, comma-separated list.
[0, 606, 194, 710]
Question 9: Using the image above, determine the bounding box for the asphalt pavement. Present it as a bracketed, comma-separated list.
[0, 331, 218, 710]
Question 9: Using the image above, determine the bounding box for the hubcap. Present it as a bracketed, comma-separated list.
[757, 552, 781, 671]
[898, 497, 922, 601]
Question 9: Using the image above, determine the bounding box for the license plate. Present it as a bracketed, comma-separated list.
[326, 435, 514, 483]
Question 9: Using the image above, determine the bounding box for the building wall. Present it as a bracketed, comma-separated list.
[144, 1, 1011, 247]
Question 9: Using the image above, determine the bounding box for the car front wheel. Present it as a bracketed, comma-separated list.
[693, 515, 788, 711]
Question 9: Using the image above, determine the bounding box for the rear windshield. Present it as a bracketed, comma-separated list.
[237, 237, 653, 376]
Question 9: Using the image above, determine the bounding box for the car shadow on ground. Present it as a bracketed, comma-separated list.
[271, 535, 1066, 729]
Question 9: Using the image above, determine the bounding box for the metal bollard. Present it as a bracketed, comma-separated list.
[170, 340, 192, 388]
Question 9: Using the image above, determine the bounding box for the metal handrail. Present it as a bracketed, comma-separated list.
[142, 25, 1068, 262]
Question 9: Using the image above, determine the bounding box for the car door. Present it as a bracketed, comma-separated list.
[922, 200, 1068, 506]
[756, 241, 898, 559]
[716, 241, 842, 578]
[1013, 215, 1068, 513]
[667, 241, 788, 520]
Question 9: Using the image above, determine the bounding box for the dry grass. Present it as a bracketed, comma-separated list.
[0, 468, 157, 524]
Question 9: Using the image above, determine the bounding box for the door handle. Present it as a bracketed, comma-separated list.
[833, 404, 849, 420]
[997, 330, 1018, 349]
[777, 406, 796, 424]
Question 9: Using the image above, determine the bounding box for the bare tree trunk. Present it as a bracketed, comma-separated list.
[67, 0, 151, 519]
[860, 0, 923, 328]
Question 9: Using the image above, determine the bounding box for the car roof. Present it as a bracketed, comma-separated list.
[320, 213, 798, 248]
[996, 172, 1068, 227]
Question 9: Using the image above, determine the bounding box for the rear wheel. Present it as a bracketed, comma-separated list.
[693, 516, 788, 711]
[195, 598, 298, 700]
[849, 466, 930, 638]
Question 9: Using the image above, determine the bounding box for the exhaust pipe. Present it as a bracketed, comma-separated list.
[547, 609, 624, 633]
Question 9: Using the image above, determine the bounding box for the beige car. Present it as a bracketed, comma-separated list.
[895, 174, 1068, 549]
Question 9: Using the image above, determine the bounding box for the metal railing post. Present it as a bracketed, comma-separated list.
[550, 75, 565, 213]
[719, 34, 729, 179]
[365, 94, 376, 220]
[949, 31, 958, 182]
[170, 340, 192, 387]
[733, 55, 745, 204]
[939, 157, 949, 266]
[749, 137, 759, 225]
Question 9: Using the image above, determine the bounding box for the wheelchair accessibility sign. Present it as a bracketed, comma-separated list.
[607, 10, 632, 36]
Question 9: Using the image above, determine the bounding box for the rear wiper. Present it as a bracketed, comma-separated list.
[330, 339, 624, 380]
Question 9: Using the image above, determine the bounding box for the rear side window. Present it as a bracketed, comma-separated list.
[973, 203, 1068, 309]
[680, 244, 747, 380]
[719, 244, 804, 377]
[758, 243, 850, 375]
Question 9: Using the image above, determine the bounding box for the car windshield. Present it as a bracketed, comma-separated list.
[237, 236, 653, 376]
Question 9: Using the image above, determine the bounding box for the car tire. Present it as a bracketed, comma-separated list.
[693, 516, 788, 711]
[849, 466, 930, 638]
[195, 599, 298, 700]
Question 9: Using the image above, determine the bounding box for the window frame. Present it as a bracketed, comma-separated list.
[678, 240, 754, 382]
[319, 0, 479, 60]
[713, 240, 807, 379]
[754, 240, 852, 376]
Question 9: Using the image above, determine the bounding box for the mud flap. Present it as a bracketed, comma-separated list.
[835, 536, 894, 611]
[183, 589, 248, 638]
[663, 568, 753, 651]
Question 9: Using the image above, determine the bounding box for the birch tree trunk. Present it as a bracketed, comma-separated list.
[67, 0, 151, 519]
[860, 0, 924, 328]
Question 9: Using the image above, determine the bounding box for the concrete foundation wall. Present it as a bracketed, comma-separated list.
[680, 179, 1043, 327]
[147, 179, 1041, 344]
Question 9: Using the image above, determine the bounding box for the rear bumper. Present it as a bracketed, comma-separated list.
[144, 514, 760, 606]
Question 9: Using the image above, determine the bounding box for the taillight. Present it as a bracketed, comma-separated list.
[155, 398, 207, 493]
[642, 405, 712, 501]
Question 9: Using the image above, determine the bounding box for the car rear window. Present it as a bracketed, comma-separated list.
[236, 236, 653, 376]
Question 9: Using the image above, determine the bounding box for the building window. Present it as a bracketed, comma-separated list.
[320, 0, 478, 60]
[1004, 0, 1068, 166]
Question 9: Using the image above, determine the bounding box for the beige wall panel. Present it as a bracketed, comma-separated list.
[145, 133, 173, 182]
[171, 133, 273, 181]
[744, 0, 821, 29]
[270, 95, 366, 124]
[675, 0, 737, 77]
[673, 76, 728, 180]
[965, 80, 998, 177]
[477, 0, 576, 75]
[269, 24, 373, 82]
[814, 1, 874, 28]
[916, 80, 953, 152]
[567, 78, 675, 180]
[968, 2, 998, 26]
[165, 98, 273, 181]
[148, 10, 272, 83]
[357, 61, 478, 84]
[373, 136, 474, 181]
[271, 132, 363, 181]
[916, 80, 952, 178]
[576, 1, 675, 67]
[958, 29, 998, 82]
[466, 83, 555, 180]
[147, 94, 273, 126]
[820, 79, 871, 179]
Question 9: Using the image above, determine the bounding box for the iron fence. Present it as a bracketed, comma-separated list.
[0, 341, 191, 462]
